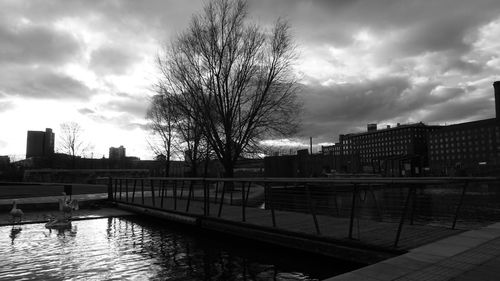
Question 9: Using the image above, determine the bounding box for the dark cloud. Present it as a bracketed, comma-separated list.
[297, 77, 487, 141]
[424, 93, 494, 123]
[104, 93, 149, 117]
[90, 45, 139, 75]
[106, 100, 147, 116]
[0, 66, 93, 100]
[0, 20, 80, 65]
[78, 108, 95, 115]
[116, 92, 134, 98]
[126, 123, 149, 131]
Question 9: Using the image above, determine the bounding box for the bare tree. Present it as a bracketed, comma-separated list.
[148, 87, 212, 177]
[146, 92, 180, 176]
[158, 0, 301, 178]
[58, 122, 91, 168]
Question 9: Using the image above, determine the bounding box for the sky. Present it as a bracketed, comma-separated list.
[1, 0, 500, 160]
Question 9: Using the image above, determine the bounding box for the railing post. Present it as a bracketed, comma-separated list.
[452, 180, 469, 229]
[269, 182, 276, 227]
[230, 187, 234, 205]
[179, 179, 184, 198]
[218, 181, 226, 218]
[119, 179, 123, 201]
[305, 183, 320, 235]
[150, 179, 156, 207]
[215, 182, 219, 203]
[160, 180, 165, 208]
[173, 180, 177, 210]
[245, 182, 251, 206]
[186, 180, 192, 212]
[107, 177, 113, 201]
[206, 179, 210, 216]
[394, 184, 414, 248]
[132, 179, 137, 203]
[242, 182, 246, 222]
[141, 179, 145, 204]
[202, 179, 209, 216]
[348, 184, 358, 239]
[409, 184, 419, 225]
[125, 179, 129, 202]
[114, 178, 118, 200]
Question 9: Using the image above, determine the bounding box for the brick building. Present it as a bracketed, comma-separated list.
[323, 123, 440, 176]
[26, 128, 54, 158]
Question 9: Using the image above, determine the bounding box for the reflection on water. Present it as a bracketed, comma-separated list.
[0, 217, 357, 280]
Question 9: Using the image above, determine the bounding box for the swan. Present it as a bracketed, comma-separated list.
[45, 216, 72, 229]
[9, 200, 23, 224]
[45, 193, 79, 230]
[59, 192, 79, 219]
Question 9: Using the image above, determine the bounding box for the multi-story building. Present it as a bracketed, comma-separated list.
[273, 81, 500, 177]
[26, 128, 54, 158]
[109, 146, 126, 160]
[428, 118, 500, 175]
[427, 81, 500, 175]
[324, 123, 440, 175]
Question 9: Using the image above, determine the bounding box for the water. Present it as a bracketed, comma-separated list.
[0, 217, 359, 280]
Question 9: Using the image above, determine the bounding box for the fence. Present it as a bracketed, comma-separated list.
[108, 177, 500, 249]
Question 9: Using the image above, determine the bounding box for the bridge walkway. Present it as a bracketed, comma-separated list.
[114, 192, 462, 252]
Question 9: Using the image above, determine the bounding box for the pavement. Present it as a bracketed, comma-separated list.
[325, 222, 500, 281]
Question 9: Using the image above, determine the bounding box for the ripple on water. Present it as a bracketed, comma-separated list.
[0, 217, 353, 280]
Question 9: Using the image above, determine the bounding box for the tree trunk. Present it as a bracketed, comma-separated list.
[223, 158, 235, 191]
[165, 160, 170, 177]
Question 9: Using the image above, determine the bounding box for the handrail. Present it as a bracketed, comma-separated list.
[106, 176, 499, 183]
[108, 176, 500, 250]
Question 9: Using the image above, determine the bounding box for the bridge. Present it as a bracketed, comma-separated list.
[107, 177, 500, 264]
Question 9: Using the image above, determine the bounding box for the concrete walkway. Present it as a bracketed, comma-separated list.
[325, 222, 500, 281]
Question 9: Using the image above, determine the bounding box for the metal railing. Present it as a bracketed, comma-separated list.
[108, 177, 500, 249]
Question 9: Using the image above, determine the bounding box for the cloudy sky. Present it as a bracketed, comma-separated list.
[1, 0, 499, 160]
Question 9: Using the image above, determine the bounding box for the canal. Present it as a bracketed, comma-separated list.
[0, 216, 362, 280]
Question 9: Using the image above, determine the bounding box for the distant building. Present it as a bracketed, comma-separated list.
[26, 128, 54, 158]
[428, 118, 499, 175]
[268, 81, 500, 177]
[323, 122, 440, 176]
[0, 156, 9, 167]
[109, 146, 126, 159]
[427, 82, 500, 176]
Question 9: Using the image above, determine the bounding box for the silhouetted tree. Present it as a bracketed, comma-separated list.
[148, 87, 211, 177]
[147, 92, 180, 177]
[158, 0, 301, 178]
[58, 122, 91, 168]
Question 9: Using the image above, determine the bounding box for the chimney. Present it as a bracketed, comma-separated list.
[367, 123, 377, 132]
[494, 81, 500, 119]
[386, 125, 390, 129]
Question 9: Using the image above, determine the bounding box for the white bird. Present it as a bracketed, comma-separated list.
[10, 200, 24, 224]
[59, 192, 79, 219]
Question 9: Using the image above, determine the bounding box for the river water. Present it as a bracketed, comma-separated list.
[0, 216, 360, 280]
